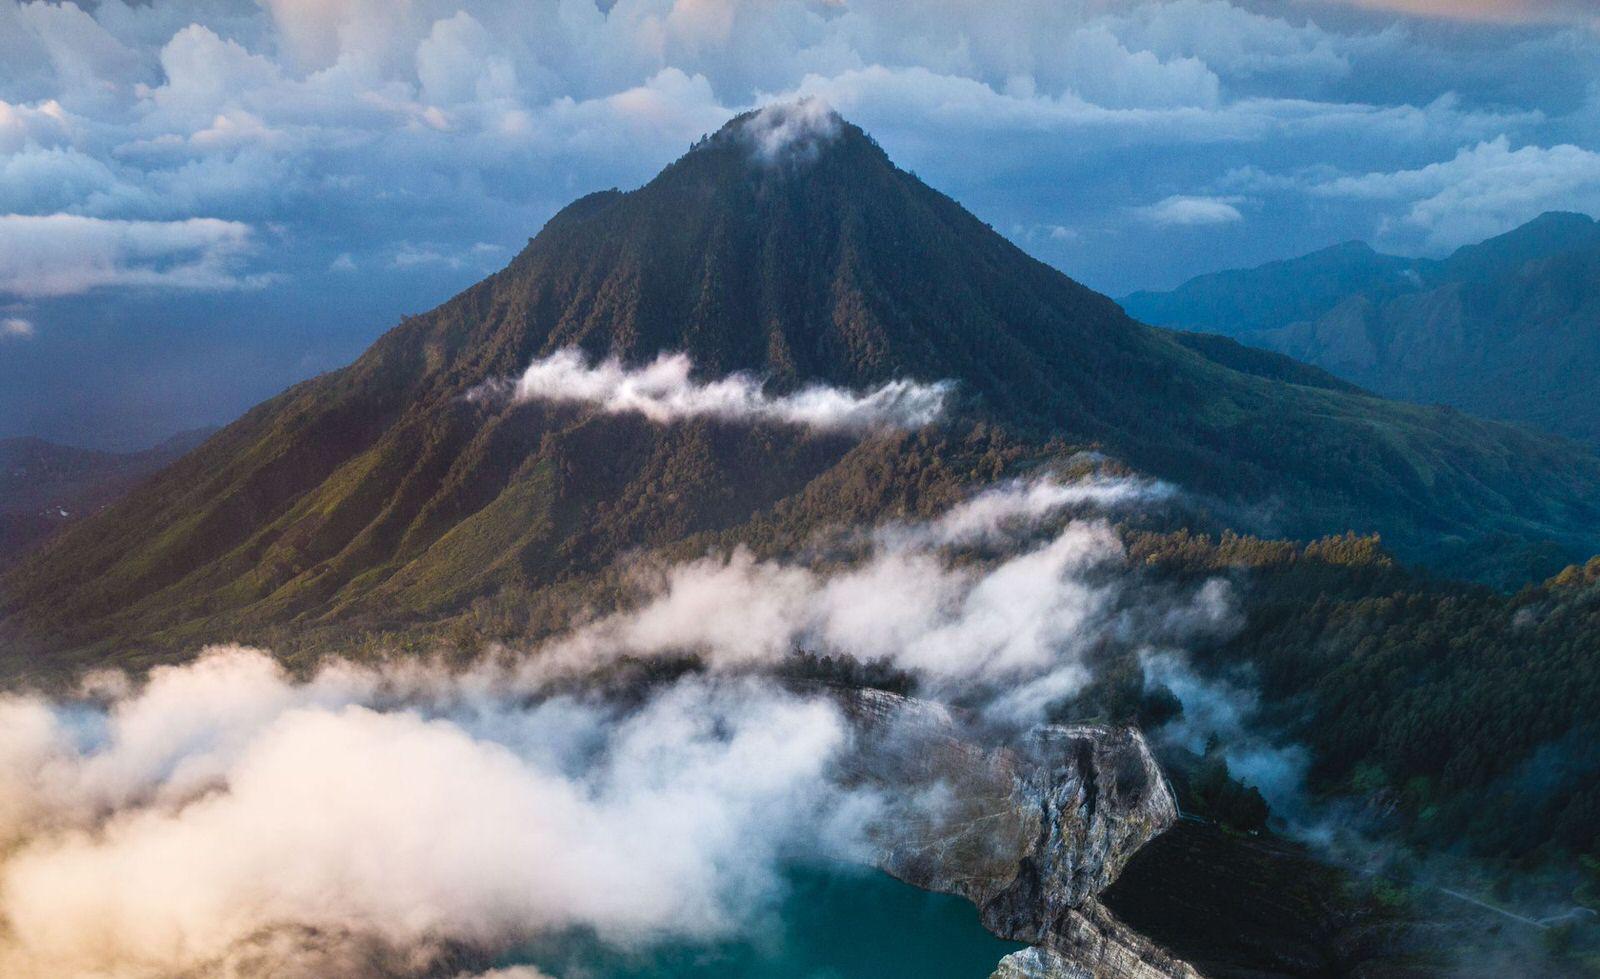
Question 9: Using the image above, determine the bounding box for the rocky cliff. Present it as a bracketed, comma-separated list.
[834, 687, 1199, 979]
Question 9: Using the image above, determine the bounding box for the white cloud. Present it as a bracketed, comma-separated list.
[0, 472, 1238, 977]
[144, 24, 284, 130]
[0, 648, 868, 978]
[1107, 0, 1351, 83]
[742, 97, 841, 164]
[9, 0, 146, 110]
[415, 10, 518, 107]
[906, 473, 1177, 547]
[0, 146, 125, 214]
[485, 349, 952, 432]
[1314, 137, 1600, 249]
[530, 472, 1222, 725]
[0, 0, 1592, 320]
[390, 241, 494, 270]
[1136, 194, 1245, 226]
[540, 525, 1112, 721]
[1141, 649, 1314, 828]
[0, 214, 262, 298]
[0, 97, 70, 153]
[1, 316, 33, 338]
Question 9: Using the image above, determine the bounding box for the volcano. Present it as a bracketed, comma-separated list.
[6, 104, 1600, 671]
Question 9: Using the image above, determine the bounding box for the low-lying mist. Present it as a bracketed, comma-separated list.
[0, 471, 1298, 978]
[0, 652, 878, 978]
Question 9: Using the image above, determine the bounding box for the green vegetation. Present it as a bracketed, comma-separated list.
[6, 112, 1600, 676]
[1, 118, 1596, 945]
[1094, 531, 1600, 916]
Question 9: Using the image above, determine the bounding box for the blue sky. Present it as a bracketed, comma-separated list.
[2, 0, 1598, 448]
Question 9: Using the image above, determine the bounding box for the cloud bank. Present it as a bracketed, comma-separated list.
[5, 0, 1600, 447]
[0, 471, 1260, 978]
[1313, 137, 1600, 250]
[0, 0, 1595, 306]
[487, 349, 951, 432]
[0, 649, 873, 979]
[0, 214, 260, 299]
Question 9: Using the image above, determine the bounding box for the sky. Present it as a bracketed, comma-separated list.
[1, 0, 1598, 449]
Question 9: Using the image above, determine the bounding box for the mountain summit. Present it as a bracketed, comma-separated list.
[5, 106, 1600, 668]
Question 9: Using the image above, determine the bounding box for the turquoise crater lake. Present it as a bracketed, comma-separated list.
[506, 865, 1026, 978]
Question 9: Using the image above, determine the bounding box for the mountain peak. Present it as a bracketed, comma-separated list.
[11, 111, 1600, 658]
[1523, 210, 1596, 230]
[710, 99, 852, 166]
[1444, 210, 1600, 275]
[651, 99, 892, 193]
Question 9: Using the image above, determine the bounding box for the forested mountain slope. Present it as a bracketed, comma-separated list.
[5, 109, 1600, 671]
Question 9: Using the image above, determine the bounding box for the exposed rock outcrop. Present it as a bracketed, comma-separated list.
[988, 902, 1202, 979]
[832, 687, 1199, 979]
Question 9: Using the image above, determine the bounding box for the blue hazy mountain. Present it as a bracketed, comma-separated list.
[1123, 212, 1600, 444]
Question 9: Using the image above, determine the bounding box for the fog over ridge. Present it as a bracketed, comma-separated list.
[0, 472, 1290, 978]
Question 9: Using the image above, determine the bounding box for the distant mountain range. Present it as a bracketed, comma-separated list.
[0, 430, 212, 568]
[5, 110, 1600, 672]
[1123, 212, 1600, 445]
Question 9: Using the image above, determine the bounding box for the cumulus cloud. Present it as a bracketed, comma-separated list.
[0, 0, 1590, 310]
[0, 214, 262, 298]
[0, 98, 70, 153]
[0, 648, 870, 979]
[484, 349, 951, 432]
[0, 316, 32, 338]
[1106, 0, 1351, 84]
[1136, 194, 1245, 227]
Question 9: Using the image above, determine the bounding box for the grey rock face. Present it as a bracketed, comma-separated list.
[987, 902, 1202, 979]
[830, 687, 1197, 979]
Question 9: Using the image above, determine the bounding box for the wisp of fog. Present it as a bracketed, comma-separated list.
[473, 348, 951, 432]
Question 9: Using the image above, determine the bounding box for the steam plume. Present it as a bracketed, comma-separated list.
[0, 652, 873, 979]
[0, 473, 1224, 978]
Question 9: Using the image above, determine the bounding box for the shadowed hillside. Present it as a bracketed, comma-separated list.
[0, 430, 213, 568]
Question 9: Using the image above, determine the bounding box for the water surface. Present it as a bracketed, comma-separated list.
[509, 865, 1025, 978]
